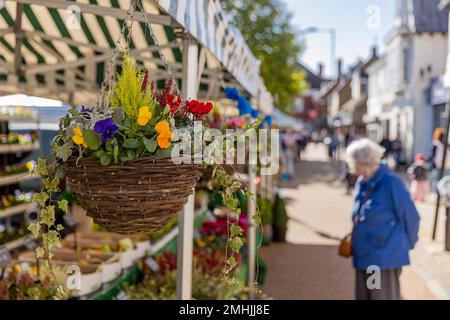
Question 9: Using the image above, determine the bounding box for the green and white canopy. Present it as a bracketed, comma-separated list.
[0, 0, 273, 114]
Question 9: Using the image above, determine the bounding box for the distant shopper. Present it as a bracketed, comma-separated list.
[407, 153, 429, 202]
[379, 136, 392, 160]
[429, 128, 448, 193]
[391, 137, 405, 171]
[345, 139, 420, 300]
[297, 129, 309, 160]
[282, 129, 297, 180]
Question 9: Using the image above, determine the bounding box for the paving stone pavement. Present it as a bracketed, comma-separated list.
[260, 143, 442, 300]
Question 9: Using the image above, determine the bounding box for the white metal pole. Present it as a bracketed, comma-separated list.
[247, 165, 257, 299]
[176, 34, 198, 301]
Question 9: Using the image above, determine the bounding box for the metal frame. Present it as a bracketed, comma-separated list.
[0, 0, 248, 106]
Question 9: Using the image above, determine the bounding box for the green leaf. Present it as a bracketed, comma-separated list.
[43, 176, 60, 193]
[100, 153, 113, 166]
[127, 150, 136, 160]
[106, 139, 114, 152]
[36, 247, 45, 259]
[56, 224, 64, 231]
[230, 236, 243, 254]
[57, 199, 69, 214]
[40, 206, 56, 227]
[163, 105, 170, 115]
[112, 108, 125, 124]
[54, 142, 73, 161]
[27, 223, 40, 239]
[143, 138, 157, 153]
[230, 225, 243, 237]
[123, 118, 133, 128]
[96, 149, 106, 158]
[36, 158, 48, 176]
[43, 230, 61, 250]
[32, 192, 49, 207]
[123, 138, 140, 149]
[113, 140, 119, 163]
[119, 154, 129, 162]
[83, 129, 102, 150]
[251, 214, 262, 224]
[226, 257, 237, 269]
[156, 145, 174, 157]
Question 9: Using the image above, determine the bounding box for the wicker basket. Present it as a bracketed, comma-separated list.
[65, 156, 203, 235]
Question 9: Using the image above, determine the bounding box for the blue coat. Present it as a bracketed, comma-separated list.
[352, 164, 420, 270]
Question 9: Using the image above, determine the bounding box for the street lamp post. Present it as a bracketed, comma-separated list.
[299, 27, 336, 78]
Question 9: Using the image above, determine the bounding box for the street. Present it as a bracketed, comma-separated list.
[260, 143, 442, 300]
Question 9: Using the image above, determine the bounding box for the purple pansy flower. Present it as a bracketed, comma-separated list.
[94, 118, 118, 144]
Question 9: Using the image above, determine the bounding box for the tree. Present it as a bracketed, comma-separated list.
[221, 0, 308, 113]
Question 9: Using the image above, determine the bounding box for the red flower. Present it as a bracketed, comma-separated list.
[156, 79, 182, 115]
[141, 70, 149, 93]
[186, 100, 213, 119]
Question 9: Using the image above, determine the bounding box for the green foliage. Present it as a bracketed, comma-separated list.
[221, 0, 309, 112]
[83, 129, 102, 150]
[109, 53, 155, 119]
[124, 269, 247, 300]
[36, 158, 48, 176]
[143, 138, 157, 153]
[257, 195, 273, 225]
[53, 142, 72, 161]
[272, 193, 288, 229]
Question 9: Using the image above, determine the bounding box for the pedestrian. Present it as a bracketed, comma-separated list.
[325, 131, 339, 161]
[282, 128, 297, 180]
[407, 153, 429, 202]
[391, 137, 405, 171]
[379, 136, 392, 160]
[429, 128, 450, 193]
[297, 129, 309, 160]
[344, 138, 420, 300]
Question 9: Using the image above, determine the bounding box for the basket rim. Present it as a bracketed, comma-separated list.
[66, 153, 203, 168]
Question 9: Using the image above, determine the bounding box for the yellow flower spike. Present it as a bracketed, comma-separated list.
[155, 120, 170, 134]
[72, 127, 85, 146]
[137, 106, 152, 126]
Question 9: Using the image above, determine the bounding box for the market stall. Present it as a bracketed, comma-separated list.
[0, 0, 274, 300]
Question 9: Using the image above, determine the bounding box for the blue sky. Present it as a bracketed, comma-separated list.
[284, 0, 396, 77]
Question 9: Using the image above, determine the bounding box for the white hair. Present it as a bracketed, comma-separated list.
[345, 138, 385, 166]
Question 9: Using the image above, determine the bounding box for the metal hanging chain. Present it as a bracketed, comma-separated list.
[135, 0, 184, 103]
[97, 0, 136, 108]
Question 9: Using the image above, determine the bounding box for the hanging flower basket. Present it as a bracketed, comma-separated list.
[66, 155, 202, 234]
[45, 49, 212, 235]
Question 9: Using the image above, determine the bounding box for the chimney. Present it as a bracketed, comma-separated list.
[337, 59, 343, 79]
[371, 45, 378, 59]
[318, 63, 324, 80]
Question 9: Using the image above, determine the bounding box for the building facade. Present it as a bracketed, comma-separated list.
[365, 0, 448, 160]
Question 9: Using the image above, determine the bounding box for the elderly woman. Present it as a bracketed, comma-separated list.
[345, 139, 420, 300]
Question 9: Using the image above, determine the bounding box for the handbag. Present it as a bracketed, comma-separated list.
[338, 188, 373, 258]
[338, 233, 353, 258]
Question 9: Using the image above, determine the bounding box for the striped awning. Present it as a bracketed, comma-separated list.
[0, 0, 273, 114]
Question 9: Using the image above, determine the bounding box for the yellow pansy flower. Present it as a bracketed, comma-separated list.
[157, 135, 171, 149]
[72, 127, 85, 145]
[25, 161, 34, 171]
[137, 106, 152, 126]
[155, 120, 170, 134]
[156, 127, 173, 149]
[72, 127, 88, 148]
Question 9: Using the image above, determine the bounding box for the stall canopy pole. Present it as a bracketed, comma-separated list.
[176, 34, 198, 300]
[433, 101, 450, 240]
[247, 164, 257, 299]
